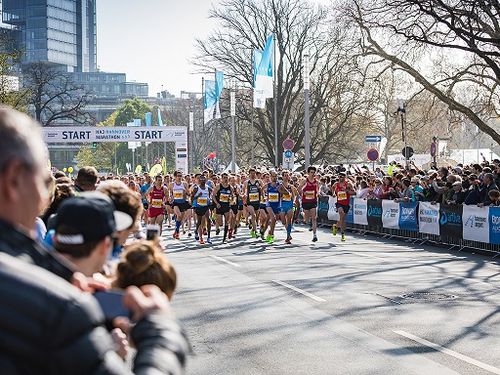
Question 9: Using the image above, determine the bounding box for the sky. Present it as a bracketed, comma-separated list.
[97, 0, 215, 97]
[97, 0, 331, 98]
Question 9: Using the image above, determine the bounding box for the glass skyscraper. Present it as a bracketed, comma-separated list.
[2, 0, 97, 72]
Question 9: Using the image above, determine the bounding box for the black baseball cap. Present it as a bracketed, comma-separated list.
[54, 192, 133, 245]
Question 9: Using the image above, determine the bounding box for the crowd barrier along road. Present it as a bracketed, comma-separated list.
[317, 196, 500, 255]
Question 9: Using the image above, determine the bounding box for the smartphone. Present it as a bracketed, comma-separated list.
[93, 290, 131, 321]
[146, 224, 160, 240]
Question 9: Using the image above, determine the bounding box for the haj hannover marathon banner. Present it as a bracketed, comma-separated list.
[489, 207, 500, 245]
[353, 198, 368, 226]
[399, 202, 419, 232]
[203, 71, 224, 124]
[418, 202, 440, 235]
[439, 204, 463, 240]
[462, 205, 489, 243]
[367, 199, 383, 228]
[382, 200, 400, 229]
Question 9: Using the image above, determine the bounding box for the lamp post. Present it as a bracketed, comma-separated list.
[230, 81, 236, 173]
[397, 98, 408, 168]
[189, 111, 194, 172]
[303, 54, 311, 169]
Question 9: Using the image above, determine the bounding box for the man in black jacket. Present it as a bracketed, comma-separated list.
[0, 253, 188, 374]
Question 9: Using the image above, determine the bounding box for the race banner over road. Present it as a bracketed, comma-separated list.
[42, 126, 188, 143]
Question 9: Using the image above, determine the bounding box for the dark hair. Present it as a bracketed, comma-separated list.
[114, 241, 177, 299]
[54, 171, 66, 179]
[307, 166, 317, 173]
[41, 183, 75, 225]
[75, 166, 98, 188]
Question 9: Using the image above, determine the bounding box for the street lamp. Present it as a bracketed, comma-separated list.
[230, 79, 236, 173]
[397, 98, 408, 167]
[303, 54, 311, 169]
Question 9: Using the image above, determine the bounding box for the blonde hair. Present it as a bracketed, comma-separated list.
[113, 240, 176, 300]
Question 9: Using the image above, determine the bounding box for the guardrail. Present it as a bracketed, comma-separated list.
[317, 196, 500, 255]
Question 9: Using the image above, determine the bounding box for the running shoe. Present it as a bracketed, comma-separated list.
[312, 235, 318, 242]
[265, 234, 272, 242]
[285, 238, 291, 244]
[199, 238, 205, 244]
[250, 230, 256, 238]
[267, 235, 274, 244]
[195, 233, 199, 241]
[215, 228, 220, 235]
[260, 231, 265, 240]
[332, 225, 337, 236]
[341, 234, 346, 242]
[188, 232, 192, 237]
[206, 237, 212, 244]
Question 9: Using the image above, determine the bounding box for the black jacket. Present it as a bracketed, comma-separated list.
[0, 253, 188, 374]
[0, 218, 74, 281]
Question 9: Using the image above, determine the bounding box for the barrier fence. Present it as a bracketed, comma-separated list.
[317, 196, 500, 255]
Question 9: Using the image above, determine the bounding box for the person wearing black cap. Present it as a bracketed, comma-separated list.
[53, 192, 133, 276]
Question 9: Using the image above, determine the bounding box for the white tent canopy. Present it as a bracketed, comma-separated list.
[223, 161, 240, 174]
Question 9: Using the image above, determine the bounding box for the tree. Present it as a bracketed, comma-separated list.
[196, 0, 374, 166]
[347, 0, 500, 146]
[22, 62, 92, 126]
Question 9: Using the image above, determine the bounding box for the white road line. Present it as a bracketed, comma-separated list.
[393, 330, 500, 375]
[272, 280, 326, 302]
[208, 255, 241, 268]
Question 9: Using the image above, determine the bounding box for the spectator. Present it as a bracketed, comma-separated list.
[0, 106, 74, 281]
[52, 192, 133, 277]
[42, 183, 76, 227]
[74, 166, 98, 192]
[113, 240, 177, 300]
[479, 173, 499, 206]
[447, 181, 468, 205]
[487, 189, 500, 206]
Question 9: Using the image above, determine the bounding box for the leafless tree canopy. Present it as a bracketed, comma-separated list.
[22, 62, 92, 126]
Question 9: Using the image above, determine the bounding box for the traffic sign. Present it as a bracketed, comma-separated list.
[402, 146, 414, 158]
[284, 150, 293, 158]
[365, 135, 382, 143]
[282, 138, 295, 150]
[367, 148, 379, 161]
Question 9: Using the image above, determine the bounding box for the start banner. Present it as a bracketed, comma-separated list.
[43, 126, 188, 143]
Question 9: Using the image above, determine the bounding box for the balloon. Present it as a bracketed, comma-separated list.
[149, 164, 163, 176]
[68, 167, 74, 173]
[208, 152, 216, 159]
[63, 168, 67, 172]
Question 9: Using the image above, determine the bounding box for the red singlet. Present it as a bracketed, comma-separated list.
[302, 179, 318, 203]
[149, 185, 166, 218]
[335, 181, 350, 206]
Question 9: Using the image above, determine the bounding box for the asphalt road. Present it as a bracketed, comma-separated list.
[160, 223, 500, 375]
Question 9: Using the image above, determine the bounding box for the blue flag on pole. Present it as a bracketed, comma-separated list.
[145, 112, 152, 127]
[204, 70, 224, 124]
[157, 108, 164, 126]
[253, 35, 273, 108]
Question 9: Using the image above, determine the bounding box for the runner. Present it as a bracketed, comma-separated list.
[331, 172, 355, 242]
[265, 171, 281, 244]
[164, 175, 173, 228]
[212, 173, 232, 243]
[229, 175, 239, 239]
[140, 173, 152, 224]
[191, 174, 212, 244]
[299, 166, 319, 242]
[168, 171, 189, 239]
[235, 173, 245, 233]
[244, 168, 262, 238]
[146, 174, 168, 235]
[258, 172, 270, 240]
[280, 170, 299, 244]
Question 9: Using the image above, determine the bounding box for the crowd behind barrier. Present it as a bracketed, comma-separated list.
[317, 196, 500, 253]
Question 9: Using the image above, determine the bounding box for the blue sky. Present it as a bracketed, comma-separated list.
[97, 0, 215, 97]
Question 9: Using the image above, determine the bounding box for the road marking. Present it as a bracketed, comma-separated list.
[393, 330, 500, 374]
[208, 255, 241, 268]
[272, 280, 326, 302]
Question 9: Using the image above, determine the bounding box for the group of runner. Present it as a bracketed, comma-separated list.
[137, 166, 354, 245]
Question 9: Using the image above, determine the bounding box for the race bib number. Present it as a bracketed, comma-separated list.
[338, 191, 347, 201]
[151, 198, 163, 208]
[220, 193, 229, 203]
[249, 193, 259, 202]
[197, 197, 208, 206]
[173, 191, 183, 200]
[305, 191, 315, 200]
[282, 193, 291, 201]
[268, 192, 279, 203]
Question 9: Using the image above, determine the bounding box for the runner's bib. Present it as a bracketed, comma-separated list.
[249, 193, 259, 202]
[173, 191, 183, 200]
[337, 191, 347, 201]
[197, 197, 208, 206]
[305, 191, 315, 200]
[282, 193, 292, 201]
[268, 192, 279, 203]
[151, 198, 163, 208]
[220, 193, 230, 203]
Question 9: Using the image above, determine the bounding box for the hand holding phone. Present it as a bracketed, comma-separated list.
[94, 290, 131, 321]
[146, 224, 160, 240]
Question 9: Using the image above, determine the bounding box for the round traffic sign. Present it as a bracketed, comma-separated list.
[402, 146, 414, 158]
[282, 138, 295, 150]
[367, 148, 379, 161]
[284, 150, 293, 158]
